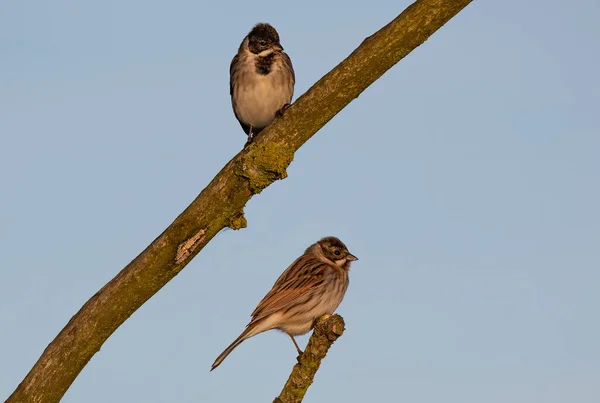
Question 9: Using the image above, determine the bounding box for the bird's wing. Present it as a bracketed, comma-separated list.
[250, 256, 327, 323]
[229, 53, 239, 96]
[281, 51, 295, 85]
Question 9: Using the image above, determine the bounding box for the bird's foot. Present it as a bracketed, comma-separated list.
[245, 126, 255, 146]
[276, 103, 291, 118]
[295, 344, 304, 362]
[289, 334, 304, 360]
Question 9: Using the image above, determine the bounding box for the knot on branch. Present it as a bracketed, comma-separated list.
[235, 142, 294, 194]
[313, 314, 345, 342]
[228, 211, 247, 230]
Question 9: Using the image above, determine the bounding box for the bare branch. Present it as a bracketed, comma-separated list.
[274, 315, 346, 403]
[7, 1, 473, 402]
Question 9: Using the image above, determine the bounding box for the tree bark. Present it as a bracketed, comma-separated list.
[274, 315, 346, 403]
[7, 1, 473, 402]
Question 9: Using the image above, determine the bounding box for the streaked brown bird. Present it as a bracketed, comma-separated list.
[211, 236, 358, 371]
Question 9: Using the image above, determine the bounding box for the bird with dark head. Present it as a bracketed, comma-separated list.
[211, 236, 358, 371]
[230, 23, 295, 143]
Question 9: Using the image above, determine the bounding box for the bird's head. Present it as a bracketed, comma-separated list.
[247, 23, 283, 56]
[316, 236, 358, 268]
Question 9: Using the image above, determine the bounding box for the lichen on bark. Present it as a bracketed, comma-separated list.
[235, 141, 295, 194]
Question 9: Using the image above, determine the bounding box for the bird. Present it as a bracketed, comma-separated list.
[229, 23, 295, 143]
[211, 236, 358, 371]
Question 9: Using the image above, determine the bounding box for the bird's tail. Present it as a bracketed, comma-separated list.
[210, 323, 262, 371]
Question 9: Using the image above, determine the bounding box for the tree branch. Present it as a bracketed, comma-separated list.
[274, 315, 346, 403]
[7, 1, 473, 402]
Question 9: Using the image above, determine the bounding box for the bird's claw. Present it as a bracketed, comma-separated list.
[276, 103, 291, 118]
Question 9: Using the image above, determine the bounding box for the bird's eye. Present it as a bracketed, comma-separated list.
[334, 250, 341, 256]
[259, 40, 267, 46]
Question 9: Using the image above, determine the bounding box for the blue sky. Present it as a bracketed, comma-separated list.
[1, 1, 599, 402]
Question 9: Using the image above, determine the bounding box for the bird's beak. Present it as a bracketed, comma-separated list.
[347, 253, 358, 261]
[273, 43, 284, 52]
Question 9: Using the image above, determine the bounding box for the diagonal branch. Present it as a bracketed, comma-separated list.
[274, 314, 346, 403]
[7, 1, 473, 402]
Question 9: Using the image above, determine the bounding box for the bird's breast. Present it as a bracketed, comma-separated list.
[232, 57, 293, 129]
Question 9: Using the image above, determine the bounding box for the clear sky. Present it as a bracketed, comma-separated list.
[1, 1, 599, 402]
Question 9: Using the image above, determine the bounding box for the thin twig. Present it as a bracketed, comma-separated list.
[274, 314, 346, 403]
